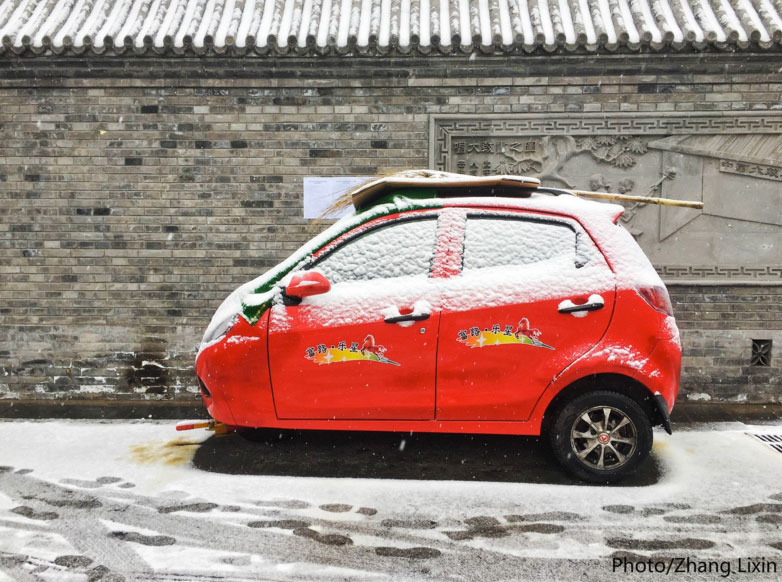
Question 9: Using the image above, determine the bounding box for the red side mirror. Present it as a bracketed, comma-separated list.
[285, 271, 331, 299]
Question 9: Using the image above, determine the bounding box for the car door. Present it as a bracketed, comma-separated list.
[268, 213, 441, 420]
[436, 211, 616, 421]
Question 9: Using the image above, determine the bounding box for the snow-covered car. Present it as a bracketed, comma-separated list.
[195, 172, 681, 482]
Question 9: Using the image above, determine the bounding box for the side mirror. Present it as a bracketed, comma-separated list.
[283, 271, 331, 304]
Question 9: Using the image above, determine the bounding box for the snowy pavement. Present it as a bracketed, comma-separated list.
[1, 420, 781, 581]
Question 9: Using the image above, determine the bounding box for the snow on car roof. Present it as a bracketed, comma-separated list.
[440, 194, 625, 224]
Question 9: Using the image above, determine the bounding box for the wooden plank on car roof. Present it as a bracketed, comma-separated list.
[351, 174, 541, 210]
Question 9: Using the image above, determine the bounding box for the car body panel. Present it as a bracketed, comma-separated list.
[196, 313, 274, 427]
[267, 291, 440, 420]
[195, 191, 681, 437]
[434, 209, 617, 421]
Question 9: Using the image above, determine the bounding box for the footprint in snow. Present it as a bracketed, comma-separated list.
[602, 505, 635, 514]
[757, 514, 782, 525]
[375, 547, 441, 559]
[54, 555, 94, 569]
[513, 523, 565, 534]
[664, 514, 722, 524]
[769, 493, 782, 502]
[111, 531, 176, 546]
[0, 466, 13, 473]
[248, 519, 310, 529]
[158, 502, 218, 514]
[221, 555, 252, 566]
[293, 527, 352, 546]
[445, 516, 564, 540]
[86, 564, 125, 582]
[45, 496, 102, 509]
[319, 503, 352, 513]
[381, 519, 437, 529]
[15, 469, 33, 475]
[723, 503, 782, 515]
[505, 512, 582, 522]
[445, 516, 506, 540]
[11, 506, 59, 521]
[357, 507, 377, 516]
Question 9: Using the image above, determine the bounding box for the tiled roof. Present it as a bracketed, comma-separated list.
[1, 0, 780, 56]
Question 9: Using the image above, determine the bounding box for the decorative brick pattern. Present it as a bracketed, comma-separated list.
[1, 55, 780, 404]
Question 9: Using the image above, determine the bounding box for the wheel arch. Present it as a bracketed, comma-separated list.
[541, 373, 664, 436]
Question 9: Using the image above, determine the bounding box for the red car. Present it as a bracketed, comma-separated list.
[195, 173, 681, 482]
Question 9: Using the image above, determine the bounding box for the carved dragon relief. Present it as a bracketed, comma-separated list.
[435, 114, 782, 279]
[452, 135, 676, 238]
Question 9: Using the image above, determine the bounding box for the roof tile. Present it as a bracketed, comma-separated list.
[0, 0, 780, 55]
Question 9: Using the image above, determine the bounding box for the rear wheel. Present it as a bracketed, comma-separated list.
[549, 391, 652, 483]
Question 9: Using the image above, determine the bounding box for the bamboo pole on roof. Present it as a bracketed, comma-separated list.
[566, 189, 704, 209]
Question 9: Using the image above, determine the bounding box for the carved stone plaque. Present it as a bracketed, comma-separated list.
[430, 114, 782, 281]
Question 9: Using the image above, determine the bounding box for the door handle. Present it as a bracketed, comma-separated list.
[558, 294, 605, 315]
[384, 312, 430, 324]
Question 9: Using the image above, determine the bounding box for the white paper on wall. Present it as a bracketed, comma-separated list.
[303, 176, 372, 219]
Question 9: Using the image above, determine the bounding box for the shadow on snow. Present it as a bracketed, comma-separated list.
[191, 430, 662, 487]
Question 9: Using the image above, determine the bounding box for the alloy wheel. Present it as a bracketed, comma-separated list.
[569, 405, 638, 471]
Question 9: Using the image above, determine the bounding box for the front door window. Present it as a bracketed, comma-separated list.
[268, 216, 441, 420]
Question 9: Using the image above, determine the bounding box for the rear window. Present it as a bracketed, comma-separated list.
[462, 217, 576, 272]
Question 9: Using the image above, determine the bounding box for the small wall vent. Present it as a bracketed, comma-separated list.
[750, 339, 772, 367]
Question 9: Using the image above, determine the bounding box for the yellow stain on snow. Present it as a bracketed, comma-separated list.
[652, 440, 668, 453]
[128, 438, 201, 466]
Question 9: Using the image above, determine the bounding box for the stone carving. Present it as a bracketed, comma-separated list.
[431, 114, 782, 280]
[719, 159, 782, 182]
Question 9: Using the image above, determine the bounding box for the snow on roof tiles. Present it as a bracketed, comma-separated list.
[0, 0, 780, 55]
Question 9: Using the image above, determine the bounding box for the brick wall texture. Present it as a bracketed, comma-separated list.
[1, 54, 780, 405]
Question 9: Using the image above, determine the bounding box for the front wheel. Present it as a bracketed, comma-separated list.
[549, 391, 653, 483]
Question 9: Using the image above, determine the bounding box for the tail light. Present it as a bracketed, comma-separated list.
[637, 286, 673, 316]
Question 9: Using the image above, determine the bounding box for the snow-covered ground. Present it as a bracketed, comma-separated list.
[1, 420, 781, 581]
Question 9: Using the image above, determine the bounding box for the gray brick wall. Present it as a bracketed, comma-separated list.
[669, 285, 781, 403]
[0, 54, 780, 404]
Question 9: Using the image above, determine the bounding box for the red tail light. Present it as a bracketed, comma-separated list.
[637, 286, 673, 316]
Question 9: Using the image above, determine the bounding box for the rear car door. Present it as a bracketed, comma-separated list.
[268, 213, 441, 420]
[436, 210, 616, 421]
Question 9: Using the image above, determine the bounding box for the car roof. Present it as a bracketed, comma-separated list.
[349, 170, 625, 225]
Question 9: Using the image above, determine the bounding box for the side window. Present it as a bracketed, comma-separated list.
[462, 217, 577, 272]
[314, 218, 438, 284]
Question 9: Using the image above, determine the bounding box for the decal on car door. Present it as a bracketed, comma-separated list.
[305, 334, 401, 366]
[457, 318, 554, 350]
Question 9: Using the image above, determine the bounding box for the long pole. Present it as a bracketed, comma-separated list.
[567, 189, 704, 209]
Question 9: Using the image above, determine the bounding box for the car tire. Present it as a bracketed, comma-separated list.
[549, 390, 653, 483]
